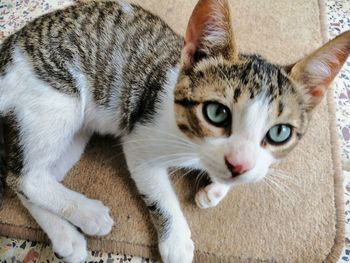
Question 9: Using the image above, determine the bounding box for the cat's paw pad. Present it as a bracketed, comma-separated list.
[67, 198, 114, 236]
[52, 224, 87, 263]
[159, 232, 194, 263]
[195, 183, 229, 209]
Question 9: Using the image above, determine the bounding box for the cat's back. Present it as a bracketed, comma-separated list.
[0, 1, 183, 134]
[0, 1, 182, 95]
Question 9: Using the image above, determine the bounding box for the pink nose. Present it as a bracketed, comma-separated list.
[224, 157, 252, 177]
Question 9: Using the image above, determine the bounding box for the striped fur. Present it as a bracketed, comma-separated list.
[5, 1, 182, 132]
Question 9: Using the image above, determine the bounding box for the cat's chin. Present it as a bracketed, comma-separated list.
[211, 173, 265, 186]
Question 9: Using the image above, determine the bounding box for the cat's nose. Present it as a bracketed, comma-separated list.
[224, 157, 253, 177]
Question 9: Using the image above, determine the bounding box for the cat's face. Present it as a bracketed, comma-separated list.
[174, 55, 309, 185]
[174, 0, 350, 185]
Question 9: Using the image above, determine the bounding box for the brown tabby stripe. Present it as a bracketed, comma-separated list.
[1, 1, 183, 133]
[140, 195, 171, 241]
[0, 35, 16, 76]
[278, 101, 284, 116]
[0, 117, 5, 199]
[116, 5, 183, 131]
[175, 98, 200, 107]
[1, 112, 23, 176]
[177, 124, 191, 133]
[218, 55, 291, 102]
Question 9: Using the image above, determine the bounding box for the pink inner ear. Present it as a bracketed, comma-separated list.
[325, 50, 350, 83]
[184, 0, 213, 49]
[182, 0, 214, 70]
[291, 31, 350, 107]
[316, 34, 350, 86]
[310, 87, 324, 97]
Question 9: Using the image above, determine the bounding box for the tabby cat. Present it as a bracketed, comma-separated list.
[0, 0, 349, 262]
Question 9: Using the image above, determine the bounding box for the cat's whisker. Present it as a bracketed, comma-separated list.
[266, 176, 292, 195]
[168, 167, 183, 178]
[131, 156, 195, 173]
[111, 140, 195, 160]
[107, 139, 196, 165]
[168, 160, 200, 178]
[263, 178, 283, 198]
[130, 154, 198, 174]
[268, 168, 293, 177]
[268, 168, 301, 187]
[121, 144, 196, 156]
[265, 176, 300, 203]
[200, 152, 225, 172]
[120, 138, 197, 150]
[141, 126, 198, 147]
[172, 167, 197, 186]
[194, 170, 208, 191]
[264, 177, 293, 201]
[194, 170, 203, 186]
[269, 172, 301, 188]
[107, 145, 195, 165]
[268, 169, 298, 183]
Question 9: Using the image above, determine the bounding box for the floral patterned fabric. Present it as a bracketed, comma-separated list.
[327, 0, 350, 162]
[0, 0, 349, 262]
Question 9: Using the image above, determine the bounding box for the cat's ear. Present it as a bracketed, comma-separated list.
[288, 31, 350, 108]
[181, 0, 237, 71]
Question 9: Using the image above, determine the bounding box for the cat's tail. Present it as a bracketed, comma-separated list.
[0, 116, 5, 200]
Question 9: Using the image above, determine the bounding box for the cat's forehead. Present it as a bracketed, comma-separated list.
[186, 54, 301, 115]
[191, 55, 295, 99]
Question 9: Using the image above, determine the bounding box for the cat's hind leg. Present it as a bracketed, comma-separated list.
[17, 126, 114, 236]
[20, 196, 87, 263]
[7, 94, 113, 237]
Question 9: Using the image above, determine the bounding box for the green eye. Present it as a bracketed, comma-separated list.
[266, 124, 292, 145]
[203, 102, 230, 127]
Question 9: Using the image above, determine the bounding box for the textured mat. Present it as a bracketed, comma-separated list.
[0, 0, 344, 262]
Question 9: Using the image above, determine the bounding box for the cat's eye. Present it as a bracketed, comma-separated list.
[266, 124, 292, 145]
[203, 102, 230, 127]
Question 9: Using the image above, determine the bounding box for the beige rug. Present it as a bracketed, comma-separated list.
[0, 0, 344, 262]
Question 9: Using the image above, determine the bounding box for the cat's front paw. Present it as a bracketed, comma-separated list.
[195, 183, 230, 209]
[51, 222, 87, 263]
[65, 198, 114, 236]
[159, 228, 194, 263]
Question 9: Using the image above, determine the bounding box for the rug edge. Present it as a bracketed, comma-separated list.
[318, 0, 346, 261]
[0, 223, 47, 243]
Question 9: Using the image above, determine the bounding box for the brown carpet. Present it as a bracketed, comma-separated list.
[0, 0, 344, 262]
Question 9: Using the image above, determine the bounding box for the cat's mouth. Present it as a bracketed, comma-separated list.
[210, 168, 265, 186]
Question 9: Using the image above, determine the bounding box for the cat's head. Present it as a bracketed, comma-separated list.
[174, 0, 350, 185]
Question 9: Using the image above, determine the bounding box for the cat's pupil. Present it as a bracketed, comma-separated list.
[277, 125, 282, 135]
[215, 107, 223, 117]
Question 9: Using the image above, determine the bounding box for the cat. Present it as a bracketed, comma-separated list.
[0, 0, 349, 262]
